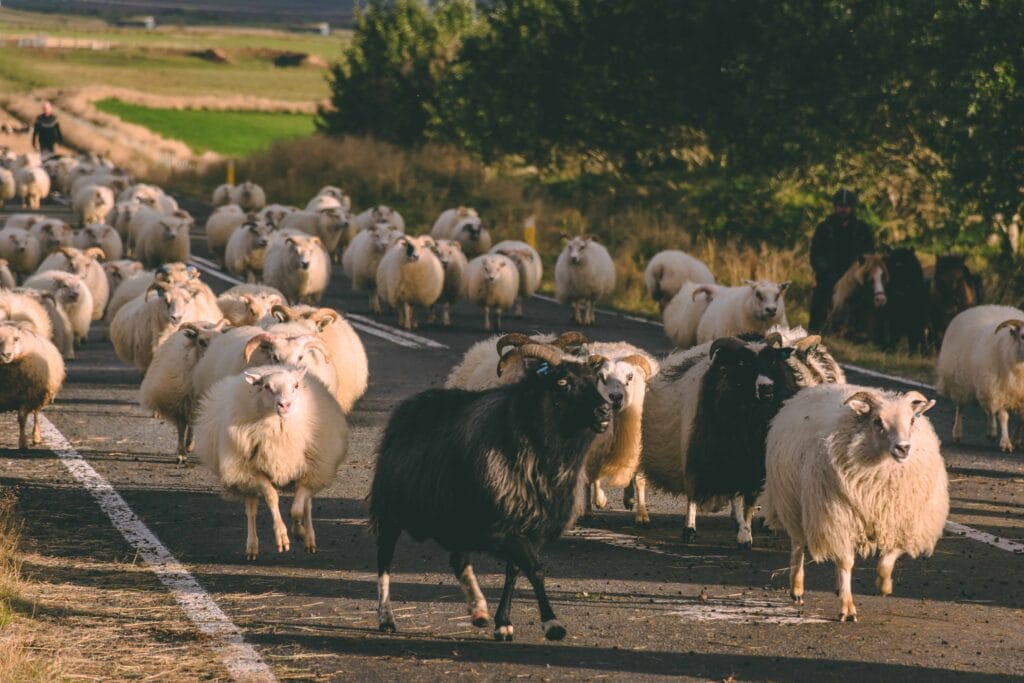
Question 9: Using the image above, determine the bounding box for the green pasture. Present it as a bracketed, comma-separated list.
[95, 98, 316, 156]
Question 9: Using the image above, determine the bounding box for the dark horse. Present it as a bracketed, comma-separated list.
[880, 247, 929, 353]
[926, 255, 983, 348]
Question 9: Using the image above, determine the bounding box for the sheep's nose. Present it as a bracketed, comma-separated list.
[874, 294, 888, 308]
[168, 313, 182, 324]
[570, 256, 580, 264]
[764, 307, 777, 317]
[276, 401, 291, 415]
[608, 392, 624, 409]
[299, 261, 310, 270]
[256, 238, 268, 247]
[67, 291, 79, 301]
[890, 442, 911, 460]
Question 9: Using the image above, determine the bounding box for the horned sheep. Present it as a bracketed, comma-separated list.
[554, 236, 616, 326]
[465, 253, 519, 331]
[936, 305, 1024, 452]
[0, 289, 53, 341]
[763, 385, 947, 622]
[376, 235, 444, 331]
[217, 284, 285, 327]
[694, 279, 790, 344]
[110, 281, 202, 373]
[0, 321, 65, 450]
[644, 249, 715, 309]
[262, 232, 331, 305]
[195, 365, 348, 558]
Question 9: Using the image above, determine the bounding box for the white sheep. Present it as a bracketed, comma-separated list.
[555, 235, 616, 325]
[71, 184, 115, 227]
[430, 239, 468, 326]
[0, 289, 53, 340]
[204, 204, 247, 265]
[0, 226, 42, 278]
[662, 281, 719, 349]
[125, 206, 191, 257]
[140, 320, 231, 462]
[376, 235, 444, 330]
[134, 214, 192, 269]
[194, 364, 349, 558]
[0, 259, 14, 289]
[101, 259, 144, 300]
[225, 218, 276, 283]
[279, 207, 349, 257]
[15, 166, 50, 209]
[0, 168, 15, 208]
[263, 232, 331, 305]
[490, 240, 542, 317]
[108, 200, 147, 246]
[217, 284, 285, 326]
[936, 305, 1024, 452]
[110, 281, 201, 373]
[256, 204, 296, 229]
[74, 223, 123, 261]
[36, 246, 109, 321]
[644, 249, 715, 309]
[263, 304, 369, 413]
[0, 321, 65, 450]
[763, 385, 947, 622]
[465, 253, 519, 331]
[3, 214, 44, 231]
[342, 222, 403, 314]
[431, 207, 491, 257]
[350, 204, 405, 242]
[14, 288, 74, 360]
[211, 183, 233, 207]
[231, 181, 267, 212]
[308, 185, 351, 212]
[104, 262, 199, 326]
[23, 270, 93, 346]
[695, 279, 790, 343]
[29, 218, 73, 254]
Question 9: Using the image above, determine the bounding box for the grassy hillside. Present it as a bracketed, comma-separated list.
[96, 98, 315, 155]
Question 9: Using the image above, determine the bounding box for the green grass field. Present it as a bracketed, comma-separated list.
[96, 98, 316, 156]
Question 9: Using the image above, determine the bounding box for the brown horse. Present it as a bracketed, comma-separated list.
[824, 254, 888, 342]
[927, 255, 982, 347]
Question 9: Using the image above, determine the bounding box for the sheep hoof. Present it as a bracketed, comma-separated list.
[378, 620, 396, 634]
[493, 625, 514, 642]
[839, 612, 858, 623]
[305, 542, 316, 554]
[176, 454, 187, 465]
[790, 593, 804, 605]
[246, 552, 258, 561]
[470, 609, 489, 628]
[681, 527, 697, 542]
[634, 517, 650, 528]
[1000, 440, 1014, 453]
[542, 620, 566, 641]
[737, 541, 752, 550]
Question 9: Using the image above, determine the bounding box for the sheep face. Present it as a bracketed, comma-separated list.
[994, 319, 1024, 362]
[243, 332, 326, 368]
[844, 390, 936, 462]
[709, 337, 799, 403]
[39, 222, 72, 250]
[244, 367, 307, 418]
[160, 220, 188, 243]
[260, 207, 290, 228]
[241, 293, 283, 322]
[148, 284, 194, 325]
[155, 262, 197, 285]
[284, 236, 322, 270]
[370, 223, 401, 253]
[743, 280, 790, 321]
[454, 210, 483, 241]
[181, 321, 229, 358]
[396, 236, 433, 263]
[244, 220, 274, 249]
[103, 260, 143, 289]
[433, 239, 462, 268]
[7, 231, 30, 253]
[0, 322, 26, 363]
[52, 276, 83, 305]
[82, 224, 113, 247]
[594, 355, 652, 412]
[565, 236, 592, 266]
[531, 359, 612, 434]
[479, 254, 511, 283]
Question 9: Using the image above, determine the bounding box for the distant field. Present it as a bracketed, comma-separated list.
[0, 8, 347, 100]
[95, 98, 316, 156]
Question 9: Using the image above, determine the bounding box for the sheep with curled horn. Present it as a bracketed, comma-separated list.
[444, 330, 587, 390]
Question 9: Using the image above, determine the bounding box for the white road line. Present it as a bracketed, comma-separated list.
[349, 321, 421, 349]
[38, 416, 276, 682]
[944, 520, 1024, 554]
[346, 313, 448, 349]
[841, 362, 935, 390]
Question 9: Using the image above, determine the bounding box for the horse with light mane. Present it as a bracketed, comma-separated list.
[824, 253, 888, 343]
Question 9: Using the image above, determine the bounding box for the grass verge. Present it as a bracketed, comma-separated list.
[95, 98, 316, 156]
[823, 337, 936, 384]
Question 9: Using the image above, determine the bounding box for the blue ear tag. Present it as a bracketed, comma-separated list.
[536, 362, 550, 376]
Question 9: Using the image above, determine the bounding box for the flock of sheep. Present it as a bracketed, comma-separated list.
[0, 152, 1021, 641]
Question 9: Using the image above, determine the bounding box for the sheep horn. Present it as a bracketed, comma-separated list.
[994, 319, 1024, 334]
[179, 322, 202, 338]
[312, 309, 337, 331]
[794, 335, 822, 351]
[692, 285, 716, 302]
[270, 303, 293, 322]
[84, 246, 105, 260]
[764, 332, 785, 348]
[244, 333, 276, 362]
[519, 343, 565, 366]
[588, 354, 608, 368]
[843, 390, 880, 413]
[300, 336, 331, 361]
[551, 331, 588, 349]
[495, 333, 532, 354]
[145, 282, 168, 301]
[620, 354, 654, 380]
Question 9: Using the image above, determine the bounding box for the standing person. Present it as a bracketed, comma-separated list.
[31, 101, 63, 157]
[808, 189, 876, 332]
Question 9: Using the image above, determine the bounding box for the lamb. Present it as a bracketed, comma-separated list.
[376, 235, 444, 330]
[695, 279, 790, 343]
[644, 249, 715, 309]
[211, 183, 233, 207]
[74, 223, 123, 261]
[431, 207, 491, 257]
[35, 246, 109, 321]
[936, 305, 1024, 452]
[638, 329, 842, 540]
[0, 168, 15, 208]
[465, 253, 519, 331]
[140, 320, 231, 462]
[262, 232, 331, 305]
[350, 204, 405, 242]
[29, 219, 73, 254]
[0, 321, 65, 449]
[204, 204, 247, 265]
[490, 240, 542, 317]
[15, 165, 50, 209]
[762, 385, 947, 622]
[0, 289, 53, 340]
[0, 226, 42, 278]
[555, 235, 616, 325]
[225, 217, 276, 283]
[217, 284, 285, 326]
[265, 303, 369, 413]
[279, 207, 349, 257]
[662, 281, 719, 349]
[22, 270, 94, 346]
[0, 259, 14, 289]
[429, 239, 468, 326]
[369, 345, 611, 641]
[195, 365, 348, 558]
[134, 214, 191, 269]
[231, 181, 266, 212]
[342, 221, 403, 314]
[72, 184, 115, 227]
[110, 281, 201, 373]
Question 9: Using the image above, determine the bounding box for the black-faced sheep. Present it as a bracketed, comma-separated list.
[431, 207, 491, 258]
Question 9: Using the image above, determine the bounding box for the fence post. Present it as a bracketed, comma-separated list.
[226, 159, 235, 186]
[523, 215, 537, 248]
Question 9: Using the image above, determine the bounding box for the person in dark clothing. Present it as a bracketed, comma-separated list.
[31, 101, 62, 156]
[808, 189, 876, 332]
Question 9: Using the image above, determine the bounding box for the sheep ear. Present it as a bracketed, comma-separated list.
[85, 247, 105, 260]
[294, 366, 307, 381]
[778, 281, 791, 292]
[286, 237, 297, 246]
[243, 371, 262, 386]
[181, 324, 200, 340]
[844, 391, 878, 416]
[742, 279, 756, 288]
[314, 310, 337, 331]
[905, 391, 936, 416]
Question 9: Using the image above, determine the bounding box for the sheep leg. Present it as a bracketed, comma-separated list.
[875, 548, 902, 596]
[789, 541, 805, 605]
[514, 296, 524, 318]
[505, 539, 565, 641]
[682, 501, 697, 541]
[571, 301, 581, 324]
[952, 405, 963, 443]
[17, 408, 29, 450]
[493, 561, 519, 642]
[376, 524, 400, 633]
[290, 485, 316, 553]
[370, 293, 382, 315]
[442, 302, 451, 327]
[632, 474, 650, 527]
[244, 496, 259, 560]
[427, 305, 437, 324]
[255, 477, 289, 553]
[836, 552, 857, 622]
[985, 411, 998, 441]
[495, 307, 503, 332]
[175, 419, 189, 464]
[593, 480, 608, 509]
[586, 300, 596, 326]
[186, 424, 195, 453]
[997, 409, 1013, 452]
[733, 495, 754, 549]
[402, 303, 415, 331]
[32, 410, 42, 445]
[483, 305, 491, 331]
[450, 552, 489, 627]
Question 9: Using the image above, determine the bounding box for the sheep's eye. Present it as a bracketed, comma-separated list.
[293, 382, 299, 390]
[199, 339, 208, 347]
[627, 373, 634, 382]
[874, 417, 885, 431]
[756, 292, 764, 300]
[556, 378, 569, 387]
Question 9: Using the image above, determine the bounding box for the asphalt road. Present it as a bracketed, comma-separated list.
[1, 196, 1022, 681]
